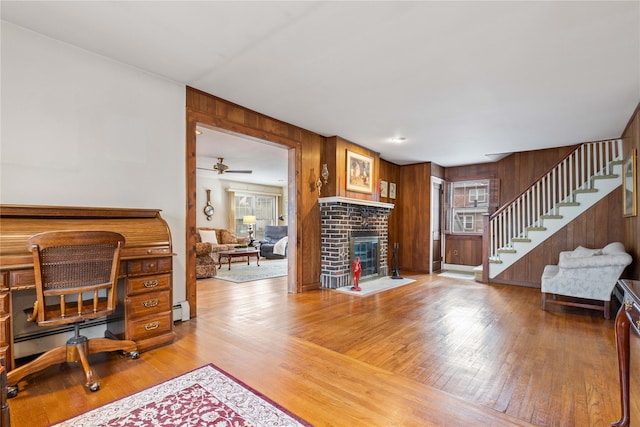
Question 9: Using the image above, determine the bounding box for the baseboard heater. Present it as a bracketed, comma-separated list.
[173, 301, 190, 322]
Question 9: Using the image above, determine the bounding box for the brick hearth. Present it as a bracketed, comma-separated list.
[319, 197, 394, 289]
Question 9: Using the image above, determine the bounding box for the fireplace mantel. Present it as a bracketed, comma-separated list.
[318, 196, 394, 209]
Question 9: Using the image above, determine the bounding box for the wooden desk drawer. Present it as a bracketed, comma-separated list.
[126, 290, 171, 319]
[126, 273, 170, 295]
[0, 293, 8, 315]
[126, 312, 172, 342]
[8, 269, 34, 289]
[126, 257, 172, 276]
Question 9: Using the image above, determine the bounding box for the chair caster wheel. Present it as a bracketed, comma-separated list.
[7, 385, 18, 399]
[130, 351, 140, 359]
[88, 382, 100, 392]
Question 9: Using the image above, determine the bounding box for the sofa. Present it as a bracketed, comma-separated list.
[259, 225, 288, 259]
[541, 242, 632, 318]
[196, 228, 251, 278]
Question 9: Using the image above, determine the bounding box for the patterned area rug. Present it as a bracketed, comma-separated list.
[51, 364, 311, 426]
[334, 276, 416, 296]
[215, 258, 287, 283]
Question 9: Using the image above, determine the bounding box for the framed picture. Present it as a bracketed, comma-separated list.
[380, 180, 388, 198]
[623, 148, 637, 217]
[389, 182, 397, 199]
[346, 150, 374, 193]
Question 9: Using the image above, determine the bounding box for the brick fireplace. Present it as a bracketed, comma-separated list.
[319, 197, 394, 289]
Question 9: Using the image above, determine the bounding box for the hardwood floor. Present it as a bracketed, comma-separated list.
[7, 272, 640, 426]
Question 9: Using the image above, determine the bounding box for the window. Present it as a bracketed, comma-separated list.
[468, 188, 486, 204]
[463, 215, 474, 230]
[234, 193, 277, 241]
[445, 180, 490, 234]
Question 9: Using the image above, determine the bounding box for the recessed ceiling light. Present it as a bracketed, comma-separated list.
[390, 137, 407, 143]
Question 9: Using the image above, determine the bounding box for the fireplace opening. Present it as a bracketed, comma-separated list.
[350, 231, 380, 283]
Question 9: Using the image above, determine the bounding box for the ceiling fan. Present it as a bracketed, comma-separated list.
[198, 158, 252, 175]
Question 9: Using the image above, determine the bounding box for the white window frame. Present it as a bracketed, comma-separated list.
[445, 179, 491, 235]
[463, 215, 474, 230]
[468, 188, 486, 203]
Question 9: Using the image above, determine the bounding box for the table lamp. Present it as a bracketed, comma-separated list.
[243, 215, 256, 245]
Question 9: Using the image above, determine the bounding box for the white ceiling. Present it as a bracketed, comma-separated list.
[196, 127, 288, 186]
[2, 1, 639, 178]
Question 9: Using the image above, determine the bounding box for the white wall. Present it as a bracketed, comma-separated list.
[196, 171, 286, 231]
[1, 22, 187, 303]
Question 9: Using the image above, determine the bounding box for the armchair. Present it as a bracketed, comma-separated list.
[541, 242, 632, 318]
[259, 225, 288, 259]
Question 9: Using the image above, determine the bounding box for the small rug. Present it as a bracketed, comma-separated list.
[438, 271, 475, 280]
[51, 364, 311, 426]
[215, 258, 287, 283]
[334, 276, 416, 296]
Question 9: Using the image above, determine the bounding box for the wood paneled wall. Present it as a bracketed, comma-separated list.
[379, 159, 401, 267]
[395, 163, 433, 273]
[497, 146, 577, 203]
[185, 87, 325, 317]
[445, 234, 483, 266]
[622, 103, 640, 279]
[323, 136, 380, 200]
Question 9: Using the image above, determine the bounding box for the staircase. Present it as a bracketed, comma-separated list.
[485, 139, 624, 279]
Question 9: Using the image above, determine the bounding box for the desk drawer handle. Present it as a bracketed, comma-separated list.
[142, 299, 159, 308]
[143, 321, 160, 331]
[143, 280, 159, 288]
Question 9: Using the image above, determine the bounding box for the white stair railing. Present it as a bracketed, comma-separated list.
[488, 139, 623, 262]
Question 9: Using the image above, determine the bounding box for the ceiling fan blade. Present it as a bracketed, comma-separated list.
[225, 170, 253, 174]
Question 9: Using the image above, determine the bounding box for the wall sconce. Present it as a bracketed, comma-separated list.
[317, 163, 329, 196]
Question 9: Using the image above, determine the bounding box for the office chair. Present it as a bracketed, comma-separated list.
[7, 231, 139, 397]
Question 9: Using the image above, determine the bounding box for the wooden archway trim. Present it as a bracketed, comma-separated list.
[185, 87, 324, 319]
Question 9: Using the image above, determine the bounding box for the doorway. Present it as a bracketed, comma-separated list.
[195, 126, 289, 237]
[186, 102, 301, 319]
[430, 177, 444, 273]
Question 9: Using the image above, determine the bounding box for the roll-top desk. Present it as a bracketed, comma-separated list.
[0, 205, 176, 371]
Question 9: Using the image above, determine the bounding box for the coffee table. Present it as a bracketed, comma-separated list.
[218, 248, 260, 270]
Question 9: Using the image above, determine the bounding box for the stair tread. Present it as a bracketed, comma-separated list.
[574, 188, 598, 193]
[541, 215, 562, 219]
[557, 202, 580, 206]
[592, 174, 618, 179]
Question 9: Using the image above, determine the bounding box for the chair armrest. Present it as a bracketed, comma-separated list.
[558, 253, 632, 269]
[195, 242, 212, 256]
